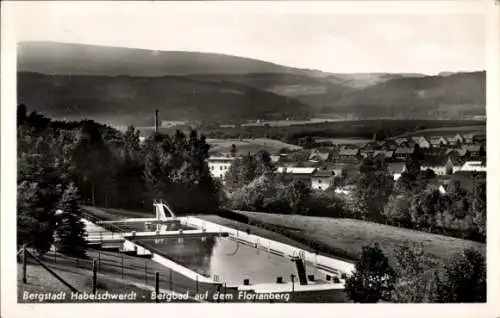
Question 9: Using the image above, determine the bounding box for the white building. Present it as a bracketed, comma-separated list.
[311, 170, 335, 191]
[460, 161, 486, 172]
[207, 156, 235, 181]
[276, 167, 317, 187]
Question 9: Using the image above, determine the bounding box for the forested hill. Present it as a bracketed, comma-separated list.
[333, 71, 486, 119]
[17, 72, 311, 125]
[18, 42, 486, 124]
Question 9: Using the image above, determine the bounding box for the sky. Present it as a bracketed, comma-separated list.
[9, 1, 487, 75]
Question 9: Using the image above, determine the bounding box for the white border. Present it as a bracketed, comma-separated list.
[2, 1, 500, 318]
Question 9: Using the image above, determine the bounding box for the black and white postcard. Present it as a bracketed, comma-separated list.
[1, 1, 499, 318]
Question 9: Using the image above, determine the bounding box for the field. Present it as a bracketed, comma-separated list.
[207, 138, 302, 154]
[231, 211, 485, 269]
[315, 138, 372, 145]
[398, 125, 486, 137]
[240, 118, 345, 127]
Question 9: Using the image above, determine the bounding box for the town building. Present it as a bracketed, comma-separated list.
[276, 167, 317, 186]
[428, 136, 448, 148]
[394, 147, 415, 160]
[460, 161, 486, 172]
[334, 148, 360, 162]
[311, 170, 335, 191]
[411, 136, 431, 149]
[446, 133, 465, 146]
[372, 150, 394, 161]
[388, 162, 407, 180]
[207, 156, 235, 181]
[308, 148, 331, 162]
[420, 156, 449, 175]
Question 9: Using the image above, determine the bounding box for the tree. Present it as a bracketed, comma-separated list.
[390, 244, 429, 302]
[471, 181, 486, 238]
[55, 183, 88, 257]
[286, 180, 311, 214]
[353, 158, 394, 221]
[17, 103, 27, 126]
[17, 127, 67, 254]
[225, 151, 275, 190]
[344, 243, 396, 303]
[230, 144, 237, 157]
[405, 144, 424, 177]
[433, 249, 486, 302]
[383, 195, 411, 227]
[409, 188, 442, 231]
[229, 175, 288, 212]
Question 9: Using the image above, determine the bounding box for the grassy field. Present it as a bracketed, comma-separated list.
[207, 138, 302, 154]
[231, 211, 485, 269]
[398, 125, 485, 137]
[315, 137, 372, 145]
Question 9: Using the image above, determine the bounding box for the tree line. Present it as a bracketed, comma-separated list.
[344, 242, 485, 303]
[222, 151, 344, 218]
[17, 105, 221, 256]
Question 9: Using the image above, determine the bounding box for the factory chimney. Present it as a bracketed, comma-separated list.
[154, 109, 159, 133]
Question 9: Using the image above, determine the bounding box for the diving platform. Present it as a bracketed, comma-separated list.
[86, 229, 229, 243]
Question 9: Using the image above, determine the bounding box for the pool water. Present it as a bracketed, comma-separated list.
[134, 236, 319, 286]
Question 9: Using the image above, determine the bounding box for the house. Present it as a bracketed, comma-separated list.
[462, 145, 482, 157]
[276, 167, 317, 186]
[336, 148, 360, 162]
[360, 148, 377, 158]
[459, 161, 486, 172]
[388, 162, 407, 180]
[463, 133, 476, 144]
[308, 148, 331, 162]
[270, 154, 281, 164]
[207, 156, 236, 181]
[373, 150, 394, 161]
[446, 134, 464, 146]
[429, 136, 448, 148]
[395, 138, 408, 146]
[420, 156, 448, 175]
[311, 170, 335, 191]
[394, 147, 415, 160]
[447, 157, 465, 174]
[411, 136, 431, 149]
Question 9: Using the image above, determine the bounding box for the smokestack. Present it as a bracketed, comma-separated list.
[154, 109, 159, 133]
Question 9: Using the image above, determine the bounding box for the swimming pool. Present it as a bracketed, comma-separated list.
[133, 236, 323, 286]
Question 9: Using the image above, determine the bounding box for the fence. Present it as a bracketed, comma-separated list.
[20, 246, 241, 302]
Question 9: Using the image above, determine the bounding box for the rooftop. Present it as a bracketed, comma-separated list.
[277, 167, 317, 175]
[395, 148, 415, 155]
[313, 170, 335, 178]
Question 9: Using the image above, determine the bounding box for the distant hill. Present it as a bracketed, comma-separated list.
[185, 73, 356, 112]
[17, 42, 486, 124]
[17, 72, 311, 125]
[325, 73, 426, 89]
[18, 41, 319, 77]
[332, 71, 486, 119]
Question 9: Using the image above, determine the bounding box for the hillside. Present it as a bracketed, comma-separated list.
[229, 211, 485, 269]
[186, 73, 356, 112]
[17, 72, 311, 125]
[18, 41, 318, 77]
[326, 73, 426, 89]
[333, 71, 486, 119]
